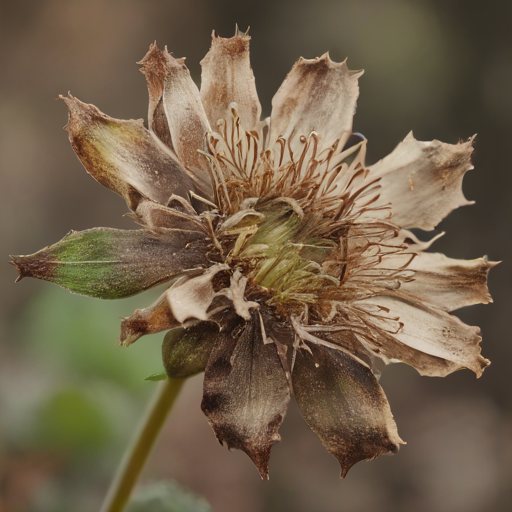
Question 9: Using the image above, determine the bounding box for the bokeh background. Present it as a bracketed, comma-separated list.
[1, 0, 511, 511]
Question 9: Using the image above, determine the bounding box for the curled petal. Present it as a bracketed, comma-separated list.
[162, 322, 219, 378]
[357, 294, 490, 377]
[200, 29, 261, 130]
[166, 264, 229, 323]
[120, 290, 178, 346]
[369, 133, 475, 230]
[402, 252, 496, 312]
[201, 312, 290, 479]
[61, 94, 197, 210]
[11, 228, 209, 299]
[293, 343, 403, 478]
[269, 54, 362, 158]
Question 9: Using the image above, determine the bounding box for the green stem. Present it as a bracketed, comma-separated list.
[99, 377, 186, 512]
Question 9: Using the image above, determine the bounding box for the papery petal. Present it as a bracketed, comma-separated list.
[200, 29, 261, 130]
[293, 343, 403, 478]
[402, 252, 495, 312]
[120, 290, 178, 346]
[357, 294, 489, 377]
[11, 228, 208, 299]
[166, 264, 229, 323]
[61, 94, 196, 210]
[368, 133, 475, 230]
[162, 322, 219, 378]
[201, 312, 290, 479]
[269, 54, 362, 158]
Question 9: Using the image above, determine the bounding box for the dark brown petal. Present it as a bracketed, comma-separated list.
[11, 228, 209, 299]
[269, 54, 362, 159]
[200, 29, 261, 130]
[162, 322, 219, 378]
[293, 343, 403, 478]
[402, 252, 496, 312]
[135, 199, 208, 232]
[61, 94, 196, 210]
[357, 293, 490, 377]
[368, 133, 475, 230]
[201, 312, 291, 479]
[120, 290, 179, 346]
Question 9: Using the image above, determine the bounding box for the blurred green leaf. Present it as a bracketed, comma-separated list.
[21, 286, 164, 391]
[34, 388, 112, 455]
[127, 481, 211, 512]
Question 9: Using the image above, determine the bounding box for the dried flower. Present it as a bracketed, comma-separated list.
[11, 28, 493, 479]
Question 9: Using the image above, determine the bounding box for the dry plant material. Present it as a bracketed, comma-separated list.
[11, 28, 494, 479]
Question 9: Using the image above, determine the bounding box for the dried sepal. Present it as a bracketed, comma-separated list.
[11, 228, 209, 299]
[162, 322, 219, 378]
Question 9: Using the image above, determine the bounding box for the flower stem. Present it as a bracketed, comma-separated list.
[99, 377, 186, 512]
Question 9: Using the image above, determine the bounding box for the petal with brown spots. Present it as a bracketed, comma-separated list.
[201, 312, 290, 479]
[293, 343, 403, 478]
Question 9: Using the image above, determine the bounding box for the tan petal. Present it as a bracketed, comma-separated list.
[120, 290, 178, 346]
[293, 343, 403, 478]
[201, 312, 290, 479]
[368, 133, 475, 230]
[357, 294, 489, 377]
[61, 94, 196, 210]
[269, 54, 362, 158]
[200, 29, 261, 130]
[402, 252, 495, 312]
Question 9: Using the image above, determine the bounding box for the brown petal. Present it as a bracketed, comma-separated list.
[11, 228, 209, 299]
[200, 29, 261, 130]
[269, 54, 362, 158]
[61, 94, 196, 210]
[201, 312, 290, 479]
[368, 133, 475, 230]
[162, 322, 219, 378]
[293, 343, 403, 478]
[357, 294, 490, 377]
[120, 290, 179, 346]
[402, 252, 496, 312]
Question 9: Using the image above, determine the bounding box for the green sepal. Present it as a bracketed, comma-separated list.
[162, 323, 219, 379]
[144, 372, 168, 382]
[11, 227, 208, 299]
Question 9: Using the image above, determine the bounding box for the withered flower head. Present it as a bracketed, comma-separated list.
[11, 28, 493, 479]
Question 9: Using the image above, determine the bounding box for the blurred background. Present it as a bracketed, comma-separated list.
[1, 0, 511, 511]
